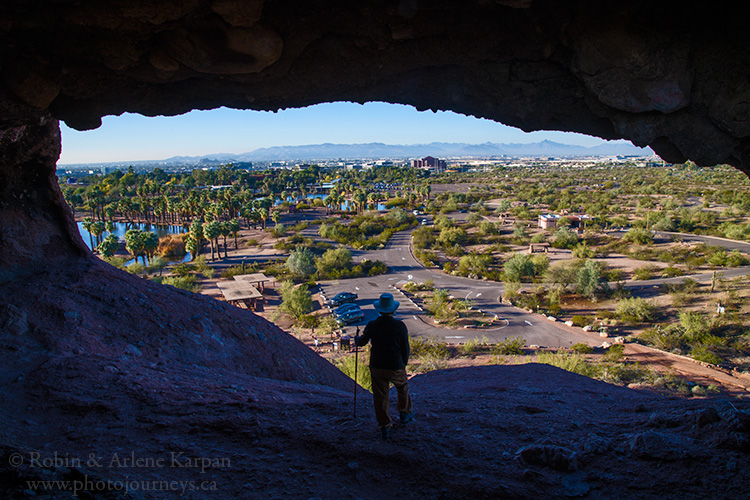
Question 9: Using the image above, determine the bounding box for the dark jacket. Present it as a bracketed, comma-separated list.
[356, 314, 410, 370]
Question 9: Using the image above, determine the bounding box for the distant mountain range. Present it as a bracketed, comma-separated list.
[62, 140, 654, 167]
[167, 140, 653, 163]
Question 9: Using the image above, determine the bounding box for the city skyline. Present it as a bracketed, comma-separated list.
[59, 101, 636, 165]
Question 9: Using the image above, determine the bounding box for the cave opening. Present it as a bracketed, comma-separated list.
[3, 2, 750, 497]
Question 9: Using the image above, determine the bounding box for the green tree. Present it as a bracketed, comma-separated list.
[504, 253, 535, 283]
[576, 259, 606, 300]
[437, 226, 467, 248]
[286, 247, 316, 278]
[279, 281, 314, 321]
[315, 247, 352, 278]
[552, 227, 579, 249]
[457, 253, 493, 277]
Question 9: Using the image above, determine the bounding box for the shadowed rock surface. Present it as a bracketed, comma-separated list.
[1, 2, 750, 498]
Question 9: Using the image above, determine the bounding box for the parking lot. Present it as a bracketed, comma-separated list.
[319, 278, 421, 335]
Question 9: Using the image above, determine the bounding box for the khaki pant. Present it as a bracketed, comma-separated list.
[370, 368, 413, 428]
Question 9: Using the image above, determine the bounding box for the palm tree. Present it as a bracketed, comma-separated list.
[227, 218, 241, 249]
[258, 207, 268, 230]
[202, 221, 220, 261]
[124, 229, 146, 264]
[90, 220, 106, 247]
[353, 189, 368, 214]
[97, 234, 120, 259]
[142, 231, 159, 264]
[219, 221, 230, 258]
[82, 217, 95, 250]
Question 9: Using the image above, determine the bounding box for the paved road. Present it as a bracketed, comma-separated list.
[321, 224, 598, 348]
[608, 229, 750, 289]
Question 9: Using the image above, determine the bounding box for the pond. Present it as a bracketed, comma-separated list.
[77, 221, 191, 264]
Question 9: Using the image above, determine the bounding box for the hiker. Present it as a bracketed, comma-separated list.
[354, 292, 414, 439]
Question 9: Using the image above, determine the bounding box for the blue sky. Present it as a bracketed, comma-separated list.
[59, 101, 626, 164]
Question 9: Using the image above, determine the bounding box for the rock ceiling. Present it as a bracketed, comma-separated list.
[2, 0, 750, 170]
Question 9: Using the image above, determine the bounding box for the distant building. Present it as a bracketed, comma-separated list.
[411, 156, 447, 172]
[539, 213, 592, 230]
[538, 213, 560, 230]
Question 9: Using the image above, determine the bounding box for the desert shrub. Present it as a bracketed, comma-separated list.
[279, 281, 313, 321]
[633, 265, 658, 281]
[315, 246, 352, 277]
[103, 256, 128, 269]
[270, 223, 287, 238]
[690, 345, 723, 365]
[622, 227, 653, 245]
[286, 247, 316, 278]
[412, 225, 436, 249]
[412, 352, 450, 373]
[126, 262, 146, 275]
[172, 262, 196, 277]
[221, 262, 260, 279]
[410, 336, 451, 360]
[576, 259, 607, 300]
[639, 326, 684, 351]
[193, 255, 214, 278]
[535, 351, 594, 377]
[615, 298, 659, 324]
[493, 336, 525, 355]
[414, 249, 440, 267]
[146, 256, 169, 275]
[160, 274, 199, 292]
[570, 315, 594, 327]
[571, 342, 593, 354]
[456, 252, 493, 278]
[336, 351, 372, 392]
[425, 289, 457, 323]
[726, 249, 750, 267]
[603, 344, 625, 362]
[661, 266, 683, 278]
[461, 336, 490, 355]
[367, 260, 388, 276]
[157, 234, 187, 259]
[596, 361, 653, 385]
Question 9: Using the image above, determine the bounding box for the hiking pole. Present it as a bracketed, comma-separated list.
[354, 326, 359, 418]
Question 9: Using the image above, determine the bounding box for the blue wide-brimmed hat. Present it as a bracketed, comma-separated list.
[373, 292, 400, 314]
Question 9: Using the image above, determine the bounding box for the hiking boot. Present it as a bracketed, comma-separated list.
[399, 412, 414, 425]
[381, 427, 391, 439]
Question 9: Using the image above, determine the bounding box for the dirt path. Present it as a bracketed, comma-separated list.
[624, 343, 750, 395]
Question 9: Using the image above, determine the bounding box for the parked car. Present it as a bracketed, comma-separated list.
[330, 291, 358, 307]
[337, 309, 365, 325]
[333, 303, 360, 317]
